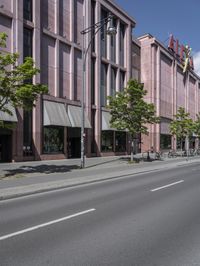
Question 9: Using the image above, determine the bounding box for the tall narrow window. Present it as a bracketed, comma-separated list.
[101, 63, 107, 106]
[91, 58, 96, 105]
[120, 23, 125, 66]
[91, 0, 96, 52]
[111, 67, 116, 96]
[23, 28, 33, 156]
[24, 28, 32, 58]
[101, 9, 108, 58]
[23, 0, 32, 21]
[120, 71, 125, 91]
[110, 19, 117, 62]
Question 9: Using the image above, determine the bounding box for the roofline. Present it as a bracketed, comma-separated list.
[106, 0, 136, 26]
[139, 34, 200, 80]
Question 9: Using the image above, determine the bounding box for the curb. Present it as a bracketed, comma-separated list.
[0, 157, 199, 201]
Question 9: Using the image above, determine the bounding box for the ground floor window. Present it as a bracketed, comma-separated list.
[101, 131, 127, 152]
[160, 134, 171, 150]
[115, 131, 126, 152]
[101, 131, 114, 152]
[43, 126, 64, 153]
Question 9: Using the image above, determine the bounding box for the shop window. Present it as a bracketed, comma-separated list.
[160, 134, 171, 149]
[115, 131, 126, 152]
[101, 131, 114, 152]
[43, 126, 64, 153]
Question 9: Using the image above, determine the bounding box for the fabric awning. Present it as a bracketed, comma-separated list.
[102, 111, 116, 131]
[0, 103, 18, 122]
[43, 100, 71, 127]
[68, 105, 92, 128]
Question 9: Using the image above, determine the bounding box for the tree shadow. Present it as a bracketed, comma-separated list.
[4, 164, 80, 177]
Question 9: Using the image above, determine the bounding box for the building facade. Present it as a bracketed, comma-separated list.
[0, 0, 136, 162]
[139, 34, 200, 152]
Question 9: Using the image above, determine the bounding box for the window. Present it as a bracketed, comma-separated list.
[101, 63, 107, 106]
[91, 0, 96, 52]
[101, 131, 114, 152]
[160, 134, 171, 150]
[120, 23, 125, 66]
[91, 58, 95, 104]
[110, 19, 117, 62]
[111, 67, 116, 96]
[24, 28, 32, 58]
[43, 127, 64, 153]
[120, 71, 125, 91]
[115, 131, 126, 152]
[101, 9, 108, 58]
[23, 0, 32, 21]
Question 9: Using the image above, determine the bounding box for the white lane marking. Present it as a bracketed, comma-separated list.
[151, 180, 184, 192]
[0, 208, 96, 241]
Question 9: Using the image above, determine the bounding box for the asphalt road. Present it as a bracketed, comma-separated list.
[1, 163, 200, 266]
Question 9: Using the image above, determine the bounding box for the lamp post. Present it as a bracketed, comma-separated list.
[80, 13, 117, 168]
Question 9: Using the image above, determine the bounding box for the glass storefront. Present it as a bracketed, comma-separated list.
[101, 131, 127, 152]
[160, 134, 171, 150]
[101, 131, 114, 152]
[43, 126, 64, 153]
[115, 131, 126, 152]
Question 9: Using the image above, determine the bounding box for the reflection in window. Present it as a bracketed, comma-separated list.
[43, 127, 64, 153]
[101, 131, 114, 152]
[160, 134, 171, 149]
[115, 131, 126, 152]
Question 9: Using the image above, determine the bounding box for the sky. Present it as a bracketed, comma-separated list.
[115, 0, 200, 76]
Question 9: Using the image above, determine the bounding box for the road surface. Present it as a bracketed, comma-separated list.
[1, 162, 200, 265]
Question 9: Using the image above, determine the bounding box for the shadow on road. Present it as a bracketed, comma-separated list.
[3, 164, 80, 178]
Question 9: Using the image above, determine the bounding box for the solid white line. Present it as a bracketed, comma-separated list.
[151, 180, 184, 192]
[0, 208, 96, 241]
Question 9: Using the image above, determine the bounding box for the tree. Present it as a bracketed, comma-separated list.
[169, 107, 194, 151]
[107, 79, 160, 161]
[0, 32, 48, 127]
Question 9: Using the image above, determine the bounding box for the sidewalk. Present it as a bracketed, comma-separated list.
[0, 155, 199, 200]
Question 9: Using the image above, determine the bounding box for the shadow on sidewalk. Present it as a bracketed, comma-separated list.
[3, 164, 80, 178]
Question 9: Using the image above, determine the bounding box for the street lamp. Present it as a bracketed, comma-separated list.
[80, 13, 117, 168]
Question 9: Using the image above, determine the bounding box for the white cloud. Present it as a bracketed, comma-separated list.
[193, 51, 200, 76]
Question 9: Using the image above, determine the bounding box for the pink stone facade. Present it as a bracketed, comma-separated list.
[139, 34, 200, 152]
[0, 0, 136, 162]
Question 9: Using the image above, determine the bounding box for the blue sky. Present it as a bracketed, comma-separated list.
[115, 0, 200, 75]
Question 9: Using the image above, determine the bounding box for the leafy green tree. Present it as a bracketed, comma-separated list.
[0, 32, 48, 127]
[169, 107, 194, 151]
[107, 79, 160, 161]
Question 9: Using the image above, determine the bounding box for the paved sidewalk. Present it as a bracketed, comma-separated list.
[0, 155, 199, 200]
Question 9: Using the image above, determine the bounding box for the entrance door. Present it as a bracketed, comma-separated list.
[67, 128, 81, 158]
[0, 134, 12, 162]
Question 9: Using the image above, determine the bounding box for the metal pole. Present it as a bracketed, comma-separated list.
[81, 16, 85, 169]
